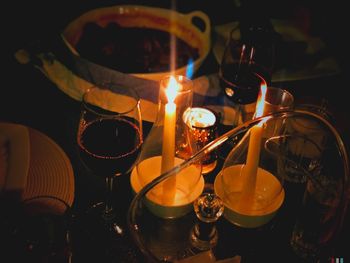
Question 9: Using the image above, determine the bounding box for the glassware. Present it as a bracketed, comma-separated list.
[76, 86, 142, 237]
[190, 184, 224, 251]
[257, 86, 294, 139]
[4, 196, 72, 262]
[132, 75, 203, 219]
[215, 119, 285, 228]
[280, 97, 332, 184]
[128, 109, 349, 262]
[285, 113, 348, 260]
[259, 86, 294, 116]
[183, 107, 219, 175]
[218, 86, 294, 185]
[218, 17, 275, 126]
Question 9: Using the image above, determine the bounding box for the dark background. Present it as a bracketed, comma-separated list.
[2, 0, 349, 126]
[1, 0, 349, 262]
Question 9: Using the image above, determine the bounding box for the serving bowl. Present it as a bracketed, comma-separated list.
[62, 5, 211, 81]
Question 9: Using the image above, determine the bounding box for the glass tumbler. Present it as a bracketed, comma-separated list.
[9, 196, 72, 263]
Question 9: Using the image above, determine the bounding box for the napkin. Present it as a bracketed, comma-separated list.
[14, 35, 238, 126]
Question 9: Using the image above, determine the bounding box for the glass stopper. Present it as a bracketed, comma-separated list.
[194, 193, 224, 223]
[190, 190, 224, 251]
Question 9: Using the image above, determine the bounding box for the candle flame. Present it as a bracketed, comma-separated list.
[186, 58, 194, 79]
[184, 108, 216, 128]
[165, 76, 180, 103]
[255, 83, 267, 118]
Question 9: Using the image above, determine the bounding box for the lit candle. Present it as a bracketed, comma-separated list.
[184, 107, 216, 128]
[240, 84, 267, 204]
[161, 76, 179, 204]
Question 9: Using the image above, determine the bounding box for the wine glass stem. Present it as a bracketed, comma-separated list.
[103, 176, 115, 220]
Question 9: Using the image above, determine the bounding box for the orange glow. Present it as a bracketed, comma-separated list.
[184, 107, 216, 128]
[255, 83, 267, 118]
[165, 76, 180, 103]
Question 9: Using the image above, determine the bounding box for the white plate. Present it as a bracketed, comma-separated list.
[213, 20, 341, 82]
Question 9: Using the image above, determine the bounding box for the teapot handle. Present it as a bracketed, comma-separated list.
[185, 11, 211, 41]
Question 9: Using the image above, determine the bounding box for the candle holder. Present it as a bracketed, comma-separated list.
[214, 119, 285, 228]
[182, 107, 219, 175]
[214, 85, 286, 228]
[132, 75, 204, 218]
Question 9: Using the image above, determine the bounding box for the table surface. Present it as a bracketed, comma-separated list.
[1, 1, 350, 262]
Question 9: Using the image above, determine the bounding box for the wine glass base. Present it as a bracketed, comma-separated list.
[71, 202, 142, 262]
[74, 202, 121, 235]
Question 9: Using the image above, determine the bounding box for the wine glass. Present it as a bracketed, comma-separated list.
[76, 86, 142, 239]
[219, 21, 275, 125]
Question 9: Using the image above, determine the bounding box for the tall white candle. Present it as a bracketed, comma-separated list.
[162, 102, 176, 172]
[161, 76, 179, 205]
[240, 84, 267, 206]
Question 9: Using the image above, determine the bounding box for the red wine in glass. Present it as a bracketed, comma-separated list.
[78, 118, 142, 177]
[219, 13, 275, 105]
[219, 62, 266, 105]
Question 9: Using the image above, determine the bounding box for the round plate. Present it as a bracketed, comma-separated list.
[22, 127, 75, 207]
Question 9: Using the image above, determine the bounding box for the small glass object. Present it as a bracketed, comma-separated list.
[183, 107, 219, 175]
[190, 185, 224, 251]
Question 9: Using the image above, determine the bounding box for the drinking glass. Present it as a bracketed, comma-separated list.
[3, 196, 72, 263]
[219, 23, 275, 126]
[77, 86, 142, 236]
